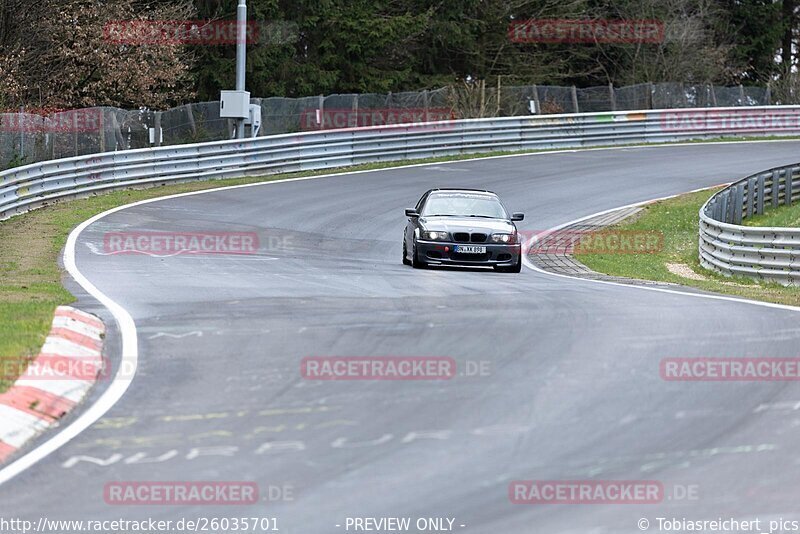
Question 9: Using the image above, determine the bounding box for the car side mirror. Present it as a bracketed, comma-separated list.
[405, 209, 419, 217]
[511, 212, 525, 221]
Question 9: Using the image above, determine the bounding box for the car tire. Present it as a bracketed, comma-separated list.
[495, 253, 522, 273]
[402, 239, 411, 266]
[411, 240, 425, 269]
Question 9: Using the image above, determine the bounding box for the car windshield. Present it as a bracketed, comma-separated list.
[421, 193, 508, 218]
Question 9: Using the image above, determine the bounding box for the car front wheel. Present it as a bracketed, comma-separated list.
[495, 253, 522, 273]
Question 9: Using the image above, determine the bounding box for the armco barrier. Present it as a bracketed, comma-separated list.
[700, 163, 800, 286]
[3, 106, 800, 221]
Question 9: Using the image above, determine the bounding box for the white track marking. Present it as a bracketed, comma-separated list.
[0, 139, 799, 486]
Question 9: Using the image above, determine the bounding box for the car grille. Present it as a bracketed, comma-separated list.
[471, 233, 487, 243]
[453, 232, 487, 243]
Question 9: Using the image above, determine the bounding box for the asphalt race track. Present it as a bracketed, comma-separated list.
[3, 142, 800, 533]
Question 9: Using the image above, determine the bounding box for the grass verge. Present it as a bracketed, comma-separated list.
[743, 199, 800, 227]
[574, 188, 800, 306]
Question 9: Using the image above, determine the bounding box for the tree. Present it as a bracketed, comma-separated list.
[0, 0, 197, 109]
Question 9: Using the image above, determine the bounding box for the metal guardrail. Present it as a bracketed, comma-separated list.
[700, 163, 800, 286]
[3, 106, 800, 223]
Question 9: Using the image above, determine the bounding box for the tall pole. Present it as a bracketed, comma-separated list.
[235, 0, 247, 139]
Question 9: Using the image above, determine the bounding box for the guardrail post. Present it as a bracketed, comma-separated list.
[745, 177, 755, 219]
[733, 183, 744, 224]
[720, 190, 729, 223]
[756, 173, 765, 215]
[772, 169, 781, 208]
[786, 169, 793, 206]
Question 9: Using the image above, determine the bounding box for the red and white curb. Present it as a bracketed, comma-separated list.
[0, 306, 104, 463]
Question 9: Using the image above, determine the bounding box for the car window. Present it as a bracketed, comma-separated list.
[421, 194, 508, 218]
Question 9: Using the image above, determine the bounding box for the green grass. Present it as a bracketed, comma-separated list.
[743, 199, 800, 227]
[2, 137, 799, 392]
[574, 188, 800, 306]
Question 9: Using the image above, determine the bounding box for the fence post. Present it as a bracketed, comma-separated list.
[571, 86, 579, 113]
[608, 83, 616, 111]
[18, 106, 24, 159]
[154, 111, 162, 147]
[318, 94, 324, 130]
[710, 84, 717, 107]
[738, 84, 745, 105]
[99, 110, 106, 152]
[496, 77, 502, 116]
[648, 82, 654, 109]
[532, 84, 540, 114]
[480, 79, 486, 118]
[353, 93, 358, 128]
[186, 103, 196, 137]
[765, 81, 772, 105]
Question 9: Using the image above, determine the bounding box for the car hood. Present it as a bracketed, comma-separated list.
[419, 216, 516, 234]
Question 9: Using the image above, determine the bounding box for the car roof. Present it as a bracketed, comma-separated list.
[425, 188, 497, 196]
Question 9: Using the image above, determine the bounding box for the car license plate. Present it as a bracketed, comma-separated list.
[454, 245, 486, 254]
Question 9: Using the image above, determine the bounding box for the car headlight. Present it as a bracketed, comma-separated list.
[422, 231, 450, 241]
[491, 233, 517, 244]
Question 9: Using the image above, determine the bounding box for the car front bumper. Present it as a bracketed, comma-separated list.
[416, 240, 521, 266]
